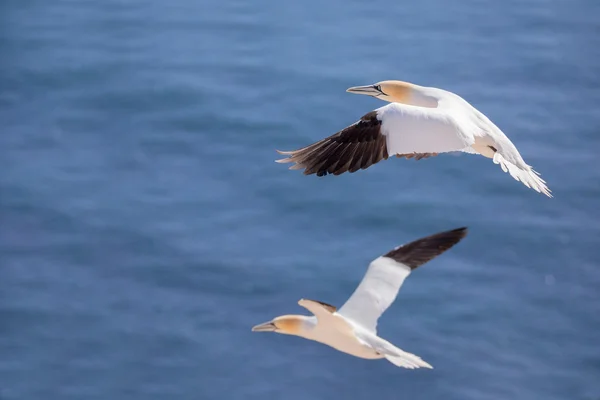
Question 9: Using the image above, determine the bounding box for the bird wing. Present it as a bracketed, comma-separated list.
[378, 103, 475, 157]
[298, 298, 337, 315]
[468, 108, 552, 197]
[459, 146, 479, 154]
[462, 147, 551, 196]
[337, 227, 468, 333]
[275, 103, 474, 177]
[493, 152, 552, 197]
[276, 110, 388, 176]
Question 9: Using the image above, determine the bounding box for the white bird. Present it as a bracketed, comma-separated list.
[251, 227, 468, 369]
[276, 80, 551, 197]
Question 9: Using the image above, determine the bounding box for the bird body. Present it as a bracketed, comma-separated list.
[276, 81, 551, 197]
[252, 227, 468, 369]
[279, 305, 383, 360]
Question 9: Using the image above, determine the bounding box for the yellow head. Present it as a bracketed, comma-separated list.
[346, 80, 437, 107]
[251, 315, 308, 336]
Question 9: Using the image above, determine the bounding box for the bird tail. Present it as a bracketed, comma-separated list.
[492, 152, 552, 198]
[384, 352, 433, 370]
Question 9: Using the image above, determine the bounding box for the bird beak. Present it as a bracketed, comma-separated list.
[346, 85, 382, 96]
[251, 321, 277, 332]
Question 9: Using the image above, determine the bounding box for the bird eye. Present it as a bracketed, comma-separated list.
[375, 85, 382, 92]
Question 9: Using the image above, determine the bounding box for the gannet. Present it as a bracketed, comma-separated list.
[276, 80, 551, 197]
[252, 227, 468, 369]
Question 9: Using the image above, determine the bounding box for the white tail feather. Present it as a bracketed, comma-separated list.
[492, 153, 552, 198]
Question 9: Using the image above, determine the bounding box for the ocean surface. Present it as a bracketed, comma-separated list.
[1, 0, 599, 399]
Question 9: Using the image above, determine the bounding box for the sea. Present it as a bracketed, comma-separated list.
[1, 0, 599, 399]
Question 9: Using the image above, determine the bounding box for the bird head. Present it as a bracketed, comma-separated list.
[346, 80, 412, 102]
[346, 80, 438, 107]
[251, 315, 307, 336]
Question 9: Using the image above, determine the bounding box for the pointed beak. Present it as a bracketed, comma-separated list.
[251, 321, 277, 332]
[346, 84, 382, 96]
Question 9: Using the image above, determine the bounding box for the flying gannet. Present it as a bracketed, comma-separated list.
[251, 227, 468, 369]
[276, 80, 551, 197]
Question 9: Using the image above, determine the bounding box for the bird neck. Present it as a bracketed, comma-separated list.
[403, 85, 439, 108]
[277, 315, 317, 337]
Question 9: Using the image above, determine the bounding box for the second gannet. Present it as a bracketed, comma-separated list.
[252, 227, 468, 369]
[276, 80, 551, 197]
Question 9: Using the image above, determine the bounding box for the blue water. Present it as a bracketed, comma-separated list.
[1, 0, 599, 399]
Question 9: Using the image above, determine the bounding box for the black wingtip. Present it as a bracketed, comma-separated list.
[383, 227, 468, 270]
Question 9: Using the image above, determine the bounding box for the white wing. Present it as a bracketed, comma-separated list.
[337, 227, 467, 333]
[467, 106, 552, 197]
[338, 256, 411, 334]
[274, 103, 475, 176]
[493, 152, 552, 197]
[377, 102, 475, 156]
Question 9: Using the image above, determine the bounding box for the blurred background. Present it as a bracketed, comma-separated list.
[1, 0, 599, 399]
